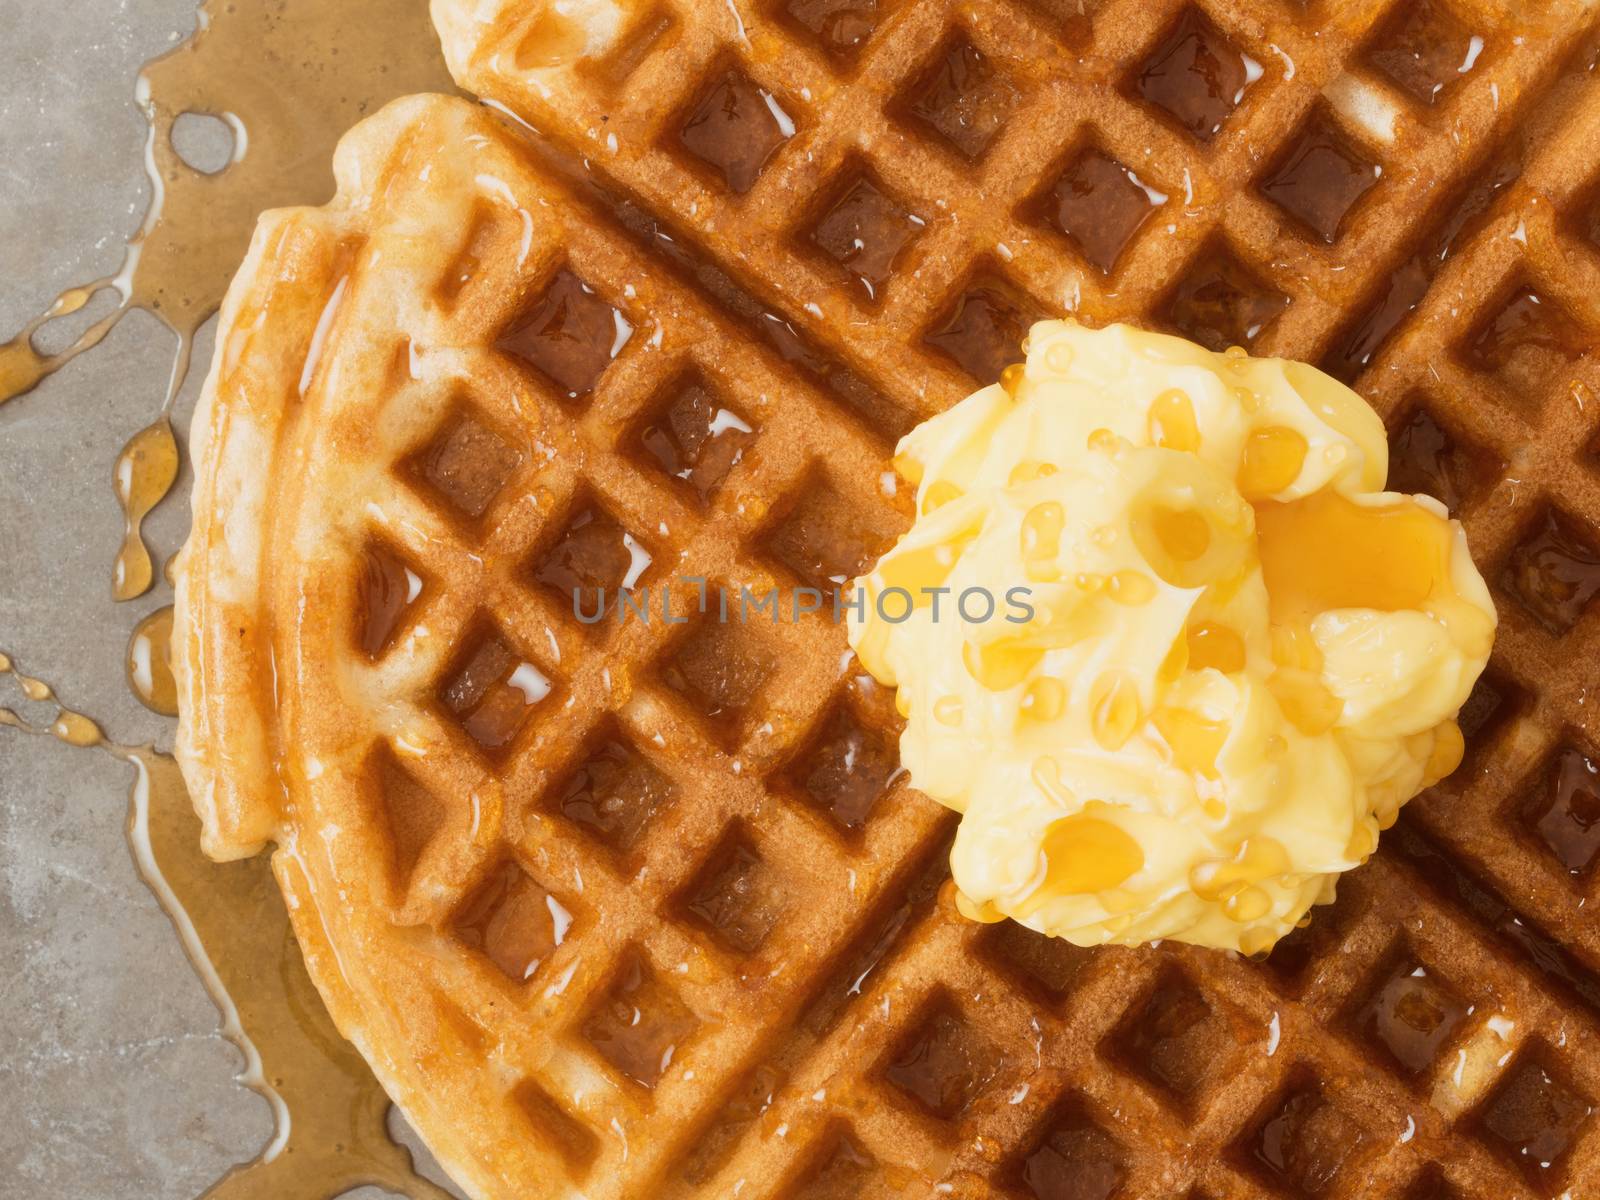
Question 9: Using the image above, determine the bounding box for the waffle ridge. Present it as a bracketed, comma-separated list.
[173, 0, 1600, 1196]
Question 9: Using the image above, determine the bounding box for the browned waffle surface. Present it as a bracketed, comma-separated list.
[173, 0, 1600, 1195]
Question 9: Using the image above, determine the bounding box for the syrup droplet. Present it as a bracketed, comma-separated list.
[933, 695, 964, 726]
[1186, 622, 1246, 673]
[1345, 820, 1378, 861]
[1239, 926, 1278, 957]
[963, 639, 1043, 692]
[1149, 388, 1201, 452]
[127, 605, 178, 716]
[1033, 813, 1145, 898]
[1223, 884, 1273, 923]
[1022, 677, 1067, 722]
[922, 479, 962, 513]
[1151, 506, 1211, 562]
[1268, 669, 1345, 735]
[1021, 501, 1065, 581]
[1238, 425, 1308, 499]
[1008, 460, 1057, 486]
[1106, 570, 1156, 606]
[1191, 836, 1292, 902]
[1422, 720, 1465, 787]
[113, 418, 179, 602]
[1153, 707, 1229, 778]
[875, 539, 968, 601]
[1045, 341, 1074, 373]
[52, 709, 104, 747]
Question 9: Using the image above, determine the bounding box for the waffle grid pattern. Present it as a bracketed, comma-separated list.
[187, 0, 1600, 1195]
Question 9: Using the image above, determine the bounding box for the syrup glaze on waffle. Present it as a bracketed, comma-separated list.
[177, 0, 1600, 1196]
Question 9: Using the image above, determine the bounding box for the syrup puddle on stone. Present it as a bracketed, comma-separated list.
[2, 0, 458, 597]
[3, 0, 467, 1192]
[0, 656, 456, 1200]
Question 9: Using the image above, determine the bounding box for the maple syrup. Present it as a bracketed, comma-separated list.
[807, 170, 924, 303]
[882, 998, 1004, 1120]
[924, 272, 1043, 383]
[1523, 745, 1600, 875]
[1471, 1048, 1593, 1186]
[2, 2, 477, 1194]
[1465, 285, 1587, 399]
[452, 860, 569, 982]
[1132, 8, 1258, 144]
[899, 36, 1019, 161]
[1, 0, 458, 595]
[497, 269, 632, 400]
[1186, 621, 1246, 674]
[1364, 0, 1482, 106]
[1500, 506, 1600, 635]
[1256, 489, 1453, 623]
[1112, 973, 1218, 1101]
[1257, 110, 1380, 244]
[1386, 404, 1498, 514]
[1148, 388, 1200, 452]
[782, 0, 881, 60]
[534, 505, 641, 614]
[439, 631, 552, 754]
[555, 732, 674, 852]
[681, 834, 785, 954]
[126, 605, 179, 715]
[1323, 147, 1520, 383]
[113, 418, 180, 601]
[636, 375, 756, 504]
[1088, 669, 1141, 750]
[1243, 1077, 1366, 1194]
[1043, 147, 1160, 274]
[356, 543, 425, 660]
[675, 66, 796, 194]
[1163, 243, 1288, 352]
[1034, 810, 1144, 896]
[580, 951, 700, 1089]
[1237, 425, 1308, 499]
[1017, 1102, 1127, 1200]
[0, 665, 455, 1199]
[791, 707, 897, 830]
[1354, 956, 1468, 1077]
[677, 1062, 785, 1185]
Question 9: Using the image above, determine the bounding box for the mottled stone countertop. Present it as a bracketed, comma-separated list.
[0, 4, 457, 1195]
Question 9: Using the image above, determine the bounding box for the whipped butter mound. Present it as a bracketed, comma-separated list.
[848, 321, 1495, 955]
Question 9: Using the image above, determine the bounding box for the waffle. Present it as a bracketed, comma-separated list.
[172, 0, 1600, 1195]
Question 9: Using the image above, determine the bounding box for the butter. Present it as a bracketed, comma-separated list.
[848, 321, 1494, 954]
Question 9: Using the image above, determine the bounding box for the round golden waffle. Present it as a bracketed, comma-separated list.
[177, 0, 1600, 1197]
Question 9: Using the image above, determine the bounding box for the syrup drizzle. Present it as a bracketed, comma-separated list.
[3, 0, 465, 1193]
[114, 419, 180, 601]
[127, 604, 179, 716]
[0, 656, 455, 1199]
[1, 0, 457, 596]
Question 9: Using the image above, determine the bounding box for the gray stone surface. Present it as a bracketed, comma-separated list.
[0, 3, 460, 1195]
